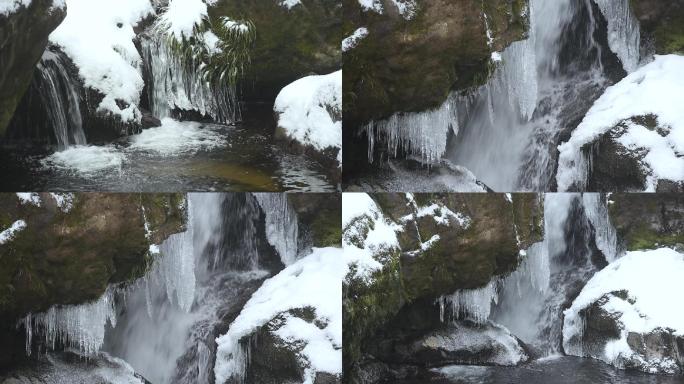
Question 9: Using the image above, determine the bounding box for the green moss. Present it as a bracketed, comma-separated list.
[311, 209, 342, 248]
[625, 223, 684, 251]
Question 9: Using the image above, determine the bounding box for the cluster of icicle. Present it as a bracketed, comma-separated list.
[21, 288, 117, 357]
[253, 193, 299, 266]
[19, 198, 198, 358]
[364, 10, 538, 166]
[140, 35, 239, 124]
[582, 194, 619, 262]
[593, 0, 641, 73]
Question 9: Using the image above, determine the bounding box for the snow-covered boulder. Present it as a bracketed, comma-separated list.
[274, 70, 342, 169]
[213, 247, 343, 384]
[557, 55, 684, 192]
[563, 248, 684, 374]
[0, 0, 66, 135]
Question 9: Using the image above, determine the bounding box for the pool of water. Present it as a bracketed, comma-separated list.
[0, 118, 335, 192]
[393, 357, 684, 384]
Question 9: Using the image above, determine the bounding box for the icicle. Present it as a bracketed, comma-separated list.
[505, 241, 550, 296]
[437, 279, 500, 324]
[364, 94, 459, 164]
[593, 0, 641, 73]
[582, 193, 619, 262]
[21, 288, 117, 357]
[253, 193, 299, 265]
[140, 35, 240, 123]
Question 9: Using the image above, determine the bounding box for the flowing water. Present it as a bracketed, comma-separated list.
[13, 193, 294, 384]
[363, 0, 641, 192]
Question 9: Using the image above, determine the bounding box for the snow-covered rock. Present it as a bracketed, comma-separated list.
[49, 0, 154, 122]
[557, 55, 684, 192]
[213, 247, 343, 384]
[386, 321, 530, 367]
[563, 248, 684, 374]
[274, 70, 342, 167]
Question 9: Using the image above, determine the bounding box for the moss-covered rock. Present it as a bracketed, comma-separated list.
[608, 193, 684, 251]
[343, 193, 544, 382]
[343, 0, 529, 128]
[208, 0, 341, 102]
[0, 193, 185, 322]
[630, 0, 684, 54]
[0, 1, 65, 136]
[287, 193, 342, 248]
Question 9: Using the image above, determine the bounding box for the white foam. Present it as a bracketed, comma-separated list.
[127, 118, 227, 156]
[42, 145, 125, 175]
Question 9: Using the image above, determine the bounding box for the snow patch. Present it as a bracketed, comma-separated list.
[16, 193, 42, 207]
[274, 71, 342, 165]
[557, 55, 684, 191]
[0, 220, 27, 245]
[50, 193, 75, 213]
[342, 27, 368, 52]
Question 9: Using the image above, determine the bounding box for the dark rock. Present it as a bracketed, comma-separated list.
[631, 0, 684, 54]
[140, 109, 162, 129]
[287, 193, 341, 249]
[0, 0, 66, 136]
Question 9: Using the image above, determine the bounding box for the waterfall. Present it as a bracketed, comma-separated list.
[491, 194, 608, 356]
[582, 193, 619, 262]
[19, 193, 273, 383]
[36, 50, 87, 149]
[253, 193, 299, 265]
[140, 35, 240, 123]
[593, 0, 641, 72]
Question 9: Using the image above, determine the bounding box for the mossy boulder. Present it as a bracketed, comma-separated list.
[0, 193, 185, 322]
[0, 0, 65, 136]
[208, 0, 341, 102]
[243, 307, 341, 384]
[343, 193, 544, 382]
[287, 193, 342, 248]
[630, 0, 684, 54]
[343, 0, 529, 128]
[608, 193, 684, 251]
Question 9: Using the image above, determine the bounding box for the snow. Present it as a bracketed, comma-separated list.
[557, 55, 684, 191]
[155, 0, 207, 40]
[49, 0, 154, 122]
[128, 118, 227, 155]
[42, 145, 125, 175]
[213, 247, 343, 384]
[50, 193, 75, 213]
[342, 193, 400, 282]
[0, 220, 27, 245]
[16, 192, 41, 207]
[279, 0, 301, 9]
[0, 0, 31, 15]
[405, 203, 472, 228]
[342, 27, 368, 52]
[356, 0, 417, 19]
[274, 70, 342, 165]
[563, 248, 684, 369]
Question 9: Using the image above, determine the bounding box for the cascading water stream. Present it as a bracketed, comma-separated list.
[19, 193, 285, 384]
[36, 50, 87, 149]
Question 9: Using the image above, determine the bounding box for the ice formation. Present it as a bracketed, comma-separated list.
[593, 0, 641, 73]
[364, 95, 459, 164]
[21, 289, 117, 356]
[141, 35, 240, 123]
[582, 194, 619, 262]
[557, 55, 684, 191]
[253, 193, 299, 266]
[438, 280, 500, 324]
[274, 71, 342, 164]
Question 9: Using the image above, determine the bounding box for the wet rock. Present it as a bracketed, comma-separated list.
[608, 193, 684, 251]
[140, 109, 162, 129]
[0, 0, 66, 136]
[343, 0, 529, 127]
[631, 0, 684, 54]
[288, 193, 342, 248]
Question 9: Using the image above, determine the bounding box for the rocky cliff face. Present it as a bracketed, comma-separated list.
[608, 193, 684, 251]
[208, 0, 341, 102]
[343, 0, 529, 128]
[343, 193, 543, 382]
[631, 0, 684, 54]
[0, 193, 185, 367]
[0, 0, 65, 136]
